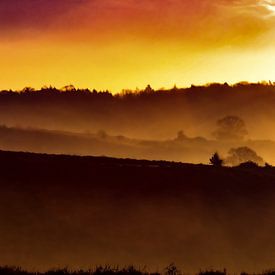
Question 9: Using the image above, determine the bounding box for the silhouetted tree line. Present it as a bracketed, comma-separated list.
[1, 82, 275, 124]
[1, 82, 275, 99]
[2, 85, 275, 150]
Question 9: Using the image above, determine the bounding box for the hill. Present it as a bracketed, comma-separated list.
[1, 125, 275, 164]
[1, 150, 275, 272]
[1, 83, 275, 140]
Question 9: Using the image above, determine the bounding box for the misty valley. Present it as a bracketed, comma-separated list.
[3, 0, 275, 272]
[1, 84, 275, 273]
[1, 83, 275, 165]
[1, 150, 275, 273]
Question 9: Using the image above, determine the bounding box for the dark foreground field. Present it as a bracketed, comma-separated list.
[1, 266, 275, 275]
[1, 151, 275, 272]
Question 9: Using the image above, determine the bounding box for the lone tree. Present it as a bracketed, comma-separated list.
[225, 146, 264, 166]
[144, 84, 154, 93]
[213, 116, 248, 141]
[175, 130, 187, 141]
[210, 152, 223, 167]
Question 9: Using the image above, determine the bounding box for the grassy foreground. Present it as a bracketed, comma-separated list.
[0, 266, 275, 275]
[1, 150, 275, 271]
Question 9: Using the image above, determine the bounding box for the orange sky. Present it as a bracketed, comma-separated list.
[0, 0, 275, 93]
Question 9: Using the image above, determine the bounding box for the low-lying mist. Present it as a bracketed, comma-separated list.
[0, 83, 275, 139]
[1, 83, 275, 272]
[1, 83, 275, 164]
[0, 123, 274, 165]
[1, 151, 275, 273]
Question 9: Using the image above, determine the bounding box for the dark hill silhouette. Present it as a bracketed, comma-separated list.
[1, 150, 275, 272]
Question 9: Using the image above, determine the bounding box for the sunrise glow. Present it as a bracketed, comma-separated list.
[0, 0, 274, 92]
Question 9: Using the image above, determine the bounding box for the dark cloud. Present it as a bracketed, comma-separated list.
[0, 0, 273, 44]
[0, 0, 256, 31]
[0, 0, 87, 31]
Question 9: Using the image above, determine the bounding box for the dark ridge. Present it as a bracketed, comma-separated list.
[1, 150, 275, 272]
[0, 149, 191, 168]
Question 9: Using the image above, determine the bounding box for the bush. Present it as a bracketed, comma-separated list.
[225, 147, 264, 167]
[237, 161, 259, 169]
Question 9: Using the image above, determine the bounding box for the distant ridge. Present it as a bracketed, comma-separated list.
[1, 81, 275, 95]
[0, 148, 194, 168]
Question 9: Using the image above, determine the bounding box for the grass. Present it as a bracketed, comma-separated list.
[0, 266, 275, 275]
[0, 266, 156, 275]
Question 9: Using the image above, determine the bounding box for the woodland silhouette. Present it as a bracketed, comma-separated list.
[1, 82, 275, 141]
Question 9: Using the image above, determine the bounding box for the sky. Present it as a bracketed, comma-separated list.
[1, 0, 275, 93]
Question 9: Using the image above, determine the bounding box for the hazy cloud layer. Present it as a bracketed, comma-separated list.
[0, 0, 86, 31]
[1, 0, 274, 35]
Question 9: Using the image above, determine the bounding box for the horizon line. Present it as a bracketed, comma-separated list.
[1, 80, 275, 94]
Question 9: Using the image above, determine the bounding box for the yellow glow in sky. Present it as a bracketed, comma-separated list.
[0, 0, 275, 93]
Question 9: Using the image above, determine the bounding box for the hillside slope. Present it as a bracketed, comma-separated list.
[0, 151, 275, 272]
